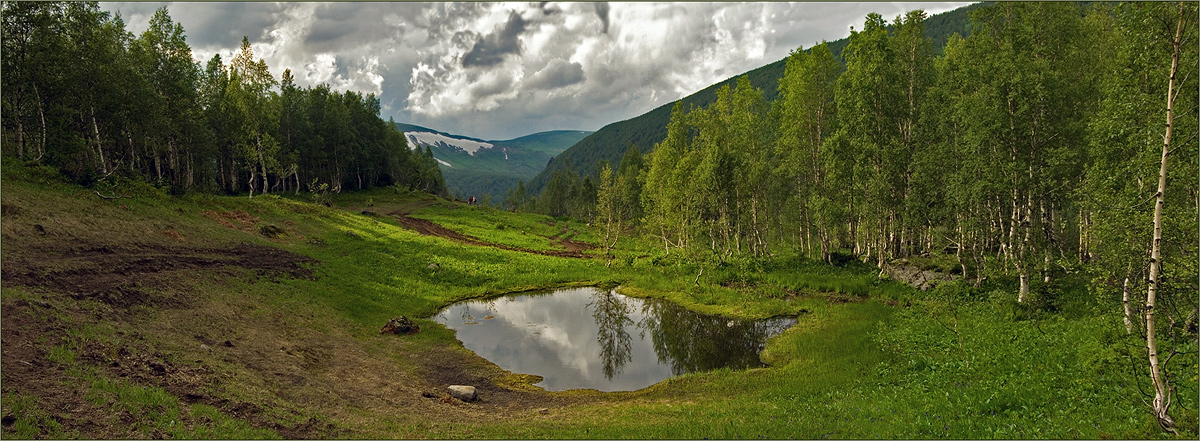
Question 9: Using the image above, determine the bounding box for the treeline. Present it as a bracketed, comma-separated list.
[566, 3, 1196, 430]
[1, 2, 446, 196]
[529, 1, 1198, 302]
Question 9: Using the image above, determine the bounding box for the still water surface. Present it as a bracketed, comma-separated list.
[432, 287, 795, 391]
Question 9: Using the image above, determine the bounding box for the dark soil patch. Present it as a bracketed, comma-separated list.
[548, 230, 594, 253]
[1, 237, 327, 437]
[392, 214, 592, 259]
[387, 199, 437, 216]
[1, 242, 315, 309]
[200, 210, 260, 232]
[411, 344, 582, 413]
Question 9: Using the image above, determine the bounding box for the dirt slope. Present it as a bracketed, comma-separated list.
[0, 183, 604, 438]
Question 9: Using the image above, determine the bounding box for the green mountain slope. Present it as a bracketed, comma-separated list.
[395, 122, 590, 202]
[528, 2, 984, 193]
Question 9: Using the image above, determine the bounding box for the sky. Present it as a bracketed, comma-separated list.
[100, 2, 974, 141]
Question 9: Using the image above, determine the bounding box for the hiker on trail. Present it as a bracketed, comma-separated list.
[468, 196, 475, 206]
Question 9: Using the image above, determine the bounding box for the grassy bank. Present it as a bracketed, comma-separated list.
[2, 162, 1194, 439]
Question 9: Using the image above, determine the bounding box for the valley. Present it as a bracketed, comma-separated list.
[2, 1, 1197, 439]
[1, 161, 1193, 439]
[395, 123, 590, 204]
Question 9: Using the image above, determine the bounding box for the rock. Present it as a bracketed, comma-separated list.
[380, 316, 420, 335]
[448, 385, 477, 402]
[883, 262, 957, 291]
[426, 263, 439, 270]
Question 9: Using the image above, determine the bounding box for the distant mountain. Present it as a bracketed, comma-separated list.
[527, 2, 985, 193]
[394, 122, 591, 203]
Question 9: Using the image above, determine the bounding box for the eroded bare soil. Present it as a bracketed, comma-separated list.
[1, 203, 591, 439]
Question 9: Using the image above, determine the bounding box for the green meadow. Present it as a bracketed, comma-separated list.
[1, 163, 1194, 439]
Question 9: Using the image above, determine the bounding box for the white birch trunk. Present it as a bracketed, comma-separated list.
[1145, 5, 1184, 433]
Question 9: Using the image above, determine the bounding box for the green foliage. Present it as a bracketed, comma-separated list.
[307, 178, 332, 206]
[4, 159, 1196, 439]
[526, 5, 977, 195]
[0, 1, 446, 199]
[3, 2, 1197, 439]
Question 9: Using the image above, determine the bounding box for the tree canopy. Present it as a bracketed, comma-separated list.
[1, 1, 446, 197]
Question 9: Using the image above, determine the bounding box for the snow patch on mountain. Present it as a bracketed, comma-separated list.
[436, 158, 453, 168]
[404, 131, 493, 156]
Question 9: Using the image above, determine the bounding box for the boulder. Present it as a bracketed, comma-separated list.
[448, 385, 477, 402]
[380, 316, 420, 335]
[883, 262, 957, 291]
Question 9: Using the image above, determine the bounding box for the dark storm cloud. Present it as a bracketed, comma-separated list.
[303, 2, 426, 53]
[540, 2, 562, 16]
[462, 10, 526, 68]
[594, 2, 611, 34]
[305, 3, 375, 50]
[527, 59, 585, 91]
[166, 2, 287, 48]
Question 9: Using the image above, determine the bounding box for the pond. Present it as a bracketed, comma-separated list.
[432, 287, 796, 392]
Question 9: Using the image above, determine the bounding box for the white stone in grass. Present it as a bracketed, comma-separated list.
[448, 385, 477, 402]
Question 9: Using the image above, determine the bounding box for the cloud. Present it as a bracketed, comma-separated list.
[100, 1, 975, 141]
[165, 2, 287, 49]
[594, 2, 611, 34]
[540, 2, 562, 16]
[527, 59, 585, 90]
[462, 10, 527, 68]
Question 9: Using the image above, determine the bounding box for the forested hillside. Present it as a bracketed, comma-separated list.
[393, 123, 589, 203]
[522, 3, 1198, 431]
[1, 2, 446, 197]
[526, 3, 987, 194]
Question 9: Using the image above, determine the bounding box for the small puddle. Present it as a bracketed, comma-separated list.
[432, 287, 796, 392]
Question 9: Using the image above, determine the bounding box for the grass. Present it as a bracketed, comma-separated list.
[408, 202, 596, 252]
[2, 160, 1195, 439]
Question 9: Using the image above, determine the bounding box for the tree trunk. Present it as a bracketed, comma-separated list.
[16, 101, 26, 159]
[90, 105, 108, 175]
[258, 138, 269, 196]
[248, 166, 256, 199]
[1123, 274, 1135, 335]
[1145, 5, 1185, 433]
[154, 151, 163, 183]
[34, 84, 46, 162]
[1041, 197, 1051, 284]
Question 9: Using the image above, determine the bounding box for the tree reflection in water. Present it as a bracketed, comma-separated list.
[435, 287, 795, 391]
[638, 299, 784, 375]
[588, 290, 634, 379]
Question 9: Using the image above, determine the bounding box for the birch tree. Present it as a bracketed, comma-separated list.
[1086, 2, 1198, 433]
[226, 37, 278, 198]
